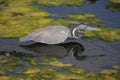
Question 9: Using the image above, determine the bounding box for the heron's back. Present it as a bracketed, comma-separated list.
[19, 26, 70, 44]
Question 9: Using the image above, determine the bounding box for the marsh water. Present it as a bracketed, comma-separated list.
[41, 0, 120, 28]
[61, 40, 120, 72]
[0, 38, 120, 72]
[0, 0, 120, 72]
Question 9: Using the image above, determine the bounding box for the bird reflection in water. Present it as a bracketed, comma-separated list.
[20, 42, 85, 60]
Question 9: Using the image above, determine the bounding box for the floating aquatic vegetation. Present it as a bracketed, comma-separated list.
[0, 0, 8, 10]
[100, 70, 119, 80]
[107, 0, 120, 11]
[100, 70, 118, 75]
[84, 26, 120, 42]
[109, 0, 120, 3]
[0, 0, 81, 38]
[47, 61, 73, 67]
[69, 68, 85, 75]
[24, 68, 41, 74]
[33, 0, 86, 6]
[0, 0, 119, 42]
[0, 0, 120, 79]
[68, 13, 120, 41]
[112, 65, 120, 70]
[0, 51, 120, 80]
[107, 3, 120, 11]
[0, 68, 5, 75]
[0, 1, 52, 38]
[68, 13, 102, 25]
[49, 19, 79, 26]
[106, 0, 120, 11]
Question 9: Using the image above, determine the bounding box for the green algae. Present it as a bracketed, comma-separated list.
[47, 61, 73, 67]
[100, 70, 119, 80]
[24, 68, 41, 74]
[69, 68, 85, 75]
[112, 65, 120, 70]
[109, 0, 120, 3]
[0, 0, 120, 42]
[0, 1, 119, 79]
[34, 0, 86, 6]
[68, 13, 120, 42]
[108, 0, 120, 11]
[0, 0, 80, 38]
[0, 51, 120, 80]
[100, 70, 118, 75]
[68, 13, 102, 25]
[84, 27, 120, 42]
[0, 0, 52, 38]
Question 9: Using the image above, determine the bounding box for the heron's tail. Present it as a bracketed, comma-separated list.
[19, 35, 31, 42]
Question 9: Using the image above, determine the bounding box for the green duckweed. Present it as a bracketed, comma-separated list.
[0, 0, 80, 38]
[0, 0, 120, 80]
[0, 1, 51, 38]
[24, 68, 41, 74]
[112, 65, 120, 70]
[84, 27, 120, 42]
[68, 13, 120, 41]
[0, 0, 120, 42]
[48, 61, 73, 67]
[40, 69, 54, 79]
[69, 68, 85, 75]
[100, 70, 118, 75]
[103, 75, 116, 80]
[0, 76, 12, 80]
[34, 0, 86, 6]
[108, 0, 120, 11]
[0, 51, 119, 80]
[0, 69, 5, 75]
[109, 0, 120, 3]
[68, 13, 101, 25]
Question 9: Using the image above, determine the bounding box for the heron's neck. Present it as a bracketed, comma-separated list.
[72, 27, 77, 38]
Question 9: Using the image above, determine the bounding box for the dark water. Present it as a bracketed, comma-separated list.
[0, 0, 120, 72]
[0, 38, 120, 72]
[40, 0, 120, 28]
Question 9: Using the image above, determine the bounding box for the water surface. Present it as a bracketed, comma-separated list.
[40, 0, 120, 28]
[0, 0, 120, 72]
[0, 38, 120, 72]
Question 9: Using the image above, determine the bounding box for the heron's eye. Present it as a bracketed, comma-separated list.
[77, 30, 81, 33]
[75, 29, 84, 38]
[77, 30, 84, 33]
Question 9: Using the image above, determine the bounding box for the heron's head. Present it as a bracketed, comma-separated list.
[72, 24, 101, 39]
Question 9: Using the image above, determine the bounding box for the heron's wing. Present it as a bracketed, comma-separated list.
[20, 26, 70, 44]
[33, 26, 70, 44]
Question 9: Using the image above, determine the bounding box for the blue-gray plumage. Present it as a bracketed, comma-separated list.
[19, 25, 100, 44]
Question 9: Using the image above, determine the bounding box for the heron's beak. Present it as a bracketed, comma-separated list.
[86, 27, 101, 31]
